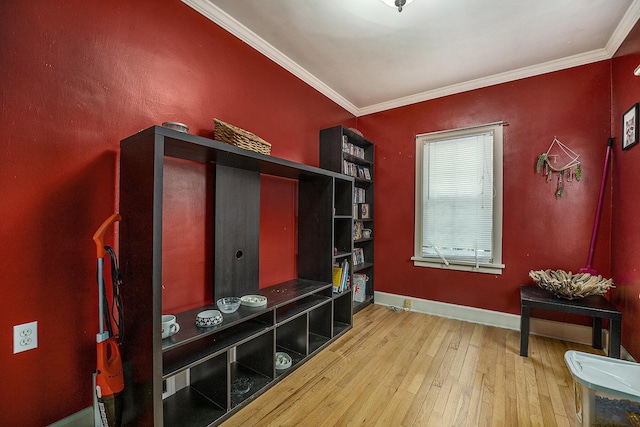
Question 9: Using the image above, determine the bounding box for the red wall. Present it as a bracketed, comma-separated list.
[0, 1, 351, 425]
[611, 21, 640, 359]
[357, 62, 613, 316]
[2, 0, 637, 424]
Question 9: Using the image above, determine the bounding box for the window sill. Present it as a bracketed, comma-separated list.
[411, 257, 505, 275]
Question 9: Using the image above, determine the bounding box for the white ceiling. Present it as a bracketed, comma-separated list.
[184, 0, 640, 116]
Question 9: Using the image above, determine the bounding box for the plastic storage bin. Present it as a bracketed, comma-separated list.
[565, 350, 640, 426]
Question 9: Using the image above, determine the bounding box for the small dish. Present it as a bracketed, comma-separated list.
[195, 309, 223, 328]
[240, 295, 267, 307]
[217, 297, 241, 313]
[275, 352, 292, 370]
[161, 121, 189, 133]
[231, 377, 252, 395]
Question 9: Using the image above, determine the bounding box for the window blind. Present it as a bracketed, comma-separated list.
[422, 131, 494, 264]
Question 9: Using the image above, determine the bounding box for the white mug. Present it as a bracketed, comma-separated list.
[161, 314, 180, 339]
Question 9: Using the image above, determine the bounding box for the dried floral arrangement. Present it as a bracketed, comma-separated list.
[529, 269, 614, 300]
[536, 137, 581, 198]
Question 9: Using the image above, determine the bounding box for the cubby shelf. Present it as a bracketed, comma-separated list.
[119, 126, 355, 426]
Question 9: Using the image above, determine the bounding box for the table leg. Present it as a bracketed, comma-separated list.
[520, 305, 530, 357]
[610, 319, 621, 359]
[592, 317, 602, 350]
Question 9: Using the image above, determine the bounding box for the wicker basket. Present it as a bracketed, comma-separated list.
[213, 118, 271, 155]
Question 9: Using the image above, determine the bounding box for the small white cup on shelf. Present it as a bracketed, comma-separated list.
[161, 314, 180, 339]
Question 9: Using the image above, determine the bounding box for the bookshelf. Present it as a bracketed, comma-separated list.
[320, 125, 374, 312]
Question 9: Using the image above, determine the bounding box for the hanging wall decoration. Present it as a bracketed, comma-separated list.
[536, 137, 582, 198]
[622, 103, 638, 150]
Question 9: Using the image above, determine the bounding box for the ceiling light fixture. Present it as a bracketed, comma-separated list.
[380, 0, 415, 12]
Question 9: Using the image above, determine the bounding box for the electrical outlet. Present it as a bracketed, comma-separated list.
[13, 321, 37, 354]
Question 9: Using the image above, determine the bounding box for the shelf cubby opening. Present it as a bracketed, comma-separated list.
[235, 330, 274, 379]
[332, 291, 353, 337]
[229, 362, 272, 409]
[163, 385, 226, 427]
[308, 303, 332, 354]
[276, 314, 308, 367]
[188, 352, 229, 410]
[276, 295, 331, 324]
[334, 218, 353, 255]
[334, 178, 354, 217]
[162, 314, 272, 378]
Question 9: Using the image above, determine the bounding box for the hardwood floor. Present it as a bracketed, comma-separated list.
[221, 304, 603, 426]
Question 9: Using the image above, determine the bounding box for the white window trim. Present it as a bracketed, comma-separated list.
[412, 122, 505, 275]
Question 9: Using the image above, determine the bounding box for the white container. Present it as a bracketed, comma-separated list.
[565, 350, 640, 426]
[353, 274, 367, 303]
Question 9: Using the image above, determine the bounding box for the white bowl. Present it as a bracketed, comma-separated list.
[195, 309, 223, 327]
[240, 295, 267, 307]
[275, 352, 292, 370]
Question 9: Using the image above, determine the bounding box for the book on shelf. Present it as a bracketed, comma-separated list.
[342, 160, 369, 178]
[353, 188, 365, 204]
[353, 248, 365, 266]
[343, 161, 353, 177]
[332, 264, 343, 292]
[340, 259, 349, 292]
[341, 139, 366, 161]
[333, 259, 350, 293]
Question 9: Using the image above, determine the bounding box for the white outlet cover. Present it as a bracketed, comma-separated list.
[14, 321, 38, 354]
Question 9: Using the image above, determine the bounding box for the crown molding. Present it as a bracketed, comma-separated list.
[606, 0, 640, 55]
[182, 0, 359, 116]
[357, 49, 611, 116]
[184, 0, 639, 118]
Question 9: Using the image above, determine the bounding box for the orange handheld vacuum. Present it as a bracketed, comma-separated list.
[93, 213, 124, 427]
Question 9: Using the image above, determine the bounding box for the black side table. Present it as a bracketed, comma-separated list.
[520, 285, 621, 358]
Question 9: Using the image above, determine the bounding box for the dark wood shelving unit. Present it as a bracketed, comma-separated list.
[320, 125, 375, 312]
[119, 126, 355, 426]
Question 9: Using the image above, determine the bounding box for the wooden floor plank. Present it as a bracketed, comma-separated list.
[220, 304, 604, 427]
[491, 361, 506, 426]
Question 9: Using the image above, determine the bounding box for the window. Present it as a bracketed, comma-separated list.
[412, 122, 504, 274]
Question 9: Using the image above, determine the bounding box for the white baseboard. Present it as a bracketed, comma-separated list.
[375, 290, 521, 330]
[375, 291, 633, 360]
[47, 406, 94, 427]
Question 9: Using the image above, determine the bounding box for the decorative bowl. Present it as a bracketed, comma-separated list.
[529, 269, 614, 300]
[240, 295, 267, 307]
[195, 309, 223, 327]
[162, 121, 189, 133]
[216, 297, 241, 314]
[275, 352, 292, 370]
